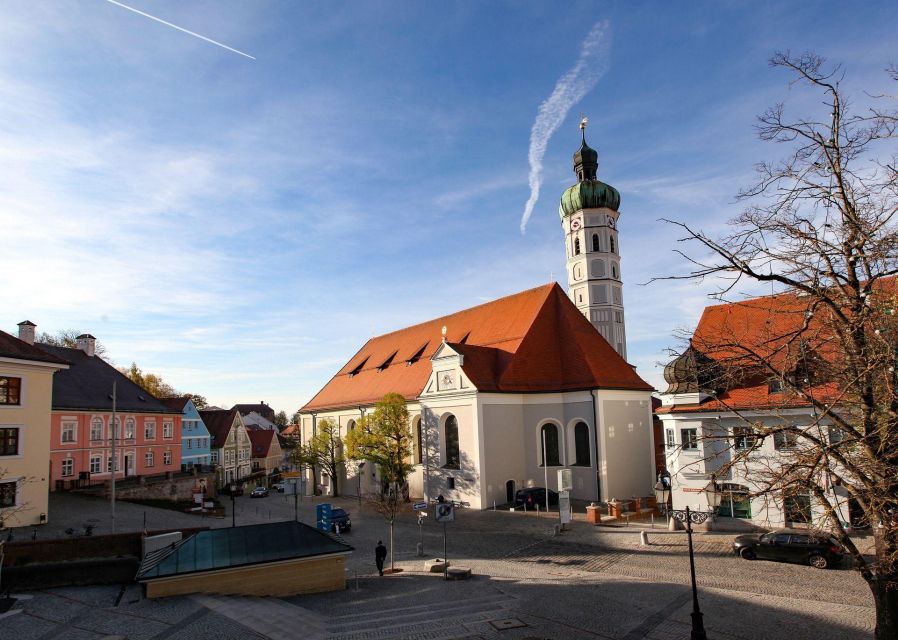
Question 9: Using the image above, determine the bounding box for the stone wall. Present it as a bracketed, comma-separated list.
[92, 470, 218, 502]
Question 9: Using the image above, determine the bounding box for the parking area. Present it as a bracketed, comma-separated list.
[0, 492, 876, 639]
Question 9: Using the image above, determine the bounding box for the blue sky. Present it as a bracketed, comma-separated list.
[1, 2, 895, 413]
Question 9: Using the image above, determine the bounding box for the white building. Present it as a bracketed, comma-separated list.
[298, 130, 656, 508]
[657, 293, 859, 530]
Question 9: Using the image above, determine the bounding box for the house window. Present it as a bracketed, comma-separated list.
[444, 415, 459, 469]
[0, 428, 19, 456]
[0, 377, 21, 405]
[90, 418, 103, 441]
[164, 451, 172, 465]
[163, 422, 173, 439]
[61, 421, 77, 443]
[89, 455, 102, 474]
[774, 429, 798, 450]
[592, 234, 600, 252]
[107, 456, 119, 472]
[0, 481, 16, 507]
[145, 451, 154, 467]
[734, 427, 757, 450]
[414, 417, 423, 465]
[573, 422, 590, 466]
[61, 458, 74, 477]
[612, 264, 617, 279]
[681, 428, 698, 451]
[211, 451, 218, 464]
[665, 429, 675, 449]
[111, 417, 122, 440]
[124, 417, 135, 439]
[718, 483, 752, 518]
[574, 237, 581, 255]
[540, 423, 560, 466]
[145, 421, 156, 440]
[187, 439, 192, 449]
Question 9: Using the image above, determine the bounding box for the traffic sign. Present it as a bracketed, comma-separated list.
[435, 503, 454, 523]
[413, 501, 427, 510]
[316, 503, 332, 532]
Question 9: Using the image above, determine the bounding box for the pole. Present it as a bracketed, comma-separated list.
[231, 490, 236, 528]
[294, 479, 299, 522]
[443, 521, 448, 580]
[542, 427, 549, 516]
[685, 506, 707, 640]
[422, 412, 429, 503]
[110, 381, 117, 534]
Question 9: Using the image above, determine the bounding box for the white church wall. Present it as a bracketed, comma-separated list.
[596, 391, 654, 502]
[479, 399, 526, 508]
[421, 397, 480, 508]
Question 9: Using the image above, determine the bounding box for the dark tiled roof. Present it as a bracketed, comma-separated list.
[136, 520, 353, 580]
[198, 409, 240, 448]
[232, 403, 275, 421]
[37, 344, 179, 414]
[302, 283, 651, 411]
[158, 397, 191, 412]
[0, 330, 68, 365]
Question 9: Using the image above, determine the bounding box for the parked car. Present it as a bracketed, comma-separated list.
[732, 529, 843, 569]
[514, 487, 559, 509]
[250, 486, 269, 498]
[328, 508, 351, 532]
[272, 482, 286, 493]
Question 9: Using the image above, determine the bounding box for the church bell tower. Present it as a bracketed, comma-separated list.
[559, 118, 627, 360]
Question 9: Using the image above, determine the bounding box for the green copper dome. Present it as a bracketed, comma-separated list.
[559, 180, 621, 218]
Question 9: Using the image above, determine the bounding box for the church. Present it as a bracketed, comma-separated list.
[298, 126, 655, 509]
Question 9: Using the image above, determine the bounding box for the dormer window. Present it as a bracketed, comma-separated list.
[406, 343, 428, 366]
[377, 351, 398, 372]
[348, 357, 369, 378]
[768, 378, 784, 393]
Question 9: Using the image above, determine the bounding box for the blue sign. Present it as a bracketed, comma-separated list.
[413, 501, 427, 510]
[316, 503, 332, 532]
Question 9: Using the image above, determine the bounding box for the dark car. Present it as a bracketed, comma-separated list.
[514, 487, 559, 509]
[328, 508, 351, 532]
[733, 529, 843, 569]
[250, 486, 269, 498]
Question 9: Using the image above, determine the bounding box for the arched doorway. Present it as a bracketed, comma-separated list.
[506, 480, 516, 504]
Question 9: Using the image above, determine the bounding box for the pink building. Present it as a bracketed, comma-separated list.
[34, 334, 182, 489]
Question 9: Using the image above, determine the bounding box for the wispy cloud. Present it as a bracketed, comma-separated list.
[519, 20, 612, 234]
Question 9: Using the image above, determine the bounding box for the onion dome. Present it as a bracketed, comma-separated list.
[663, 347, 721, 394]
[559, 124, 621, 218]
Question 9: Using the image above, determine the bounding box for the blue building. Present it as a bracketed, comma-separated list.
[160, 397, 211, 469]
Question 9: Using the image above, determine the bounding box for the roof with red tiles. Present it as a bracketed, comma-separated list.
[302, 283, 651, 412]
[247, 426, 275, 457]
[198, 409, 241, 449]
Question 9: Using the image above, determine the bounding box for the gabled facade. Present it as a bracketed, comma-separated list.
[247, 426, 284, 478]
[36, 333, 183, 488]
[299, 283, 655, 508]
[241, 410, 278, 431]
[0, 323, 68, 527]
[200, 409, 252, 487]
[159, 397, 212, 470]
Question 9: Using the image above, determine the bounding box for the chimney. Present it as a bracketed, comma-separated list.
[17, 320, 36, 345]
[76, 334, 96, 357]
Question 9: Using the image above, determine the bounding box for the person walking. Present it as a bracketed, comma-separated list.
[375, 540, 387, 576]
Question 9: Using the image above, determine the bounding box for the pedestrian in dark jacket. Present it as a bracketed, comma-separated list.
[375, 541, 387, 576]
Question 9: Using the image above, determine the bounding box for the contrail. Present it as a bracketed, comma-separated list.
[519, 20, 611, 234]
[103, 0, 255, 60]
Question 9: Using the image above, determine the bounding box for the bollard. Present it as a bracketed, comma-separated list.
[416, 542, 424, 557]
[639, 530, 649, 546]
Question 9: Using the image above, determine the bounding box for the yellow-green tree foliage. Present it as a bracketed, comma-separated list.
[344, 392, 414, 488]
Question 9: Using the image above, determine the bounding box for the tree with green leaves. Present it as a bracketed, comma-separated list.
[344, 392, 414, 572]
[296, 418, 344, 497]
[274, 410, 288, 427]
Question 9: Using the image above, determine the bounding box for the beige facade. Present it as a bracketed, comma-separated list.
[0, 355, 67, 527]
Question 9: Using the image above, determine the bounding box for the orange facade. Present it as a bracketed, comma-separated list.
[49, 411, 182, 489]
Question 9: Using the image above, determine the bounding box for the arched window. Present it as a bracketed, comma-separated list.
[574, 237, 581, 255]
[574, 422, 590, 466]
[610, 235, 615, 254]
[540, 423, 560, 466]
[347, 419, 356, 432]
[592, 234, 600, 252]
[414, 416, 423, 465]
[444, 415, 459, 469]
[612, 264, 617, 279]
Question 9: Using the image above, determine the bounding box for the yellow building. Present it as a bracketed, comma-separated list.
[0, 323, 68, 528]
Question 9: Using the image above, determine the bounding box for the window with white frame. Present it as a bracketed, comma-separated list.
[734, 426, 757, 450]
[90, 455, 102, 474]
[61, 458, 74, 477]
[0, 480, 17, 507]
[111, 417, 122, 440]
[187, 439, 192, 449]
[163, 451, 172, 465]
[774, 429, 798, 450]
[61, 421, 77, 443]
[90, 417, 103, 441]
[163, 421, 173, 439]
[125, 417, 135, 439]
[211, 451, 219, 463]
[680, 428, 698, 451]
[145, 451, 154, 467]
[665, 429, 675, 449]
[0, 427, 20, 456]
[107, 456, 119, 472]
[145, 421, 156, 440]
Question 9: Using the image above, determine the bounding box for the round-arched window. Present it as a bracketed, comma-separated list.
[540, 423, 560, 466]
[574, 422, 590, 466]
[444, 415, 459, 469]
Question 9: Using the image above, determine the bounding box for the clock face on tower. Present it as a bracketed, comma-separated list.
[570, 219, 581, 231]
[606, 215, 616, 229]
[439, 371, 456, 390]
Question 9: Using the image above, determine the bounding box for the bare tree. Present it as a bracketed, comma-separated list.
[37, 329, 108, 359]
[296, 418, 344, 497]
[659, 52, 898, 638]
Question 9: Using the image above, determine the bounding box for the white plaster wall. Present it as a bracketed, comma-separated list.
[597, 391, 654, 501]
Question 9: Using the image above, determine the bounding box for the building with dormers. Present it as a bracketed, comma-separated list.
[298, 131, 655, 509]
[200, 408, 252, 488]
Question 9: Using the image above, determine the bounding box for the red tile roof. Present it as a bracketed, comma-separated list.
[302, 283, 651, 412]
[198, 409, 240, 449]
[247, 426, 275, 457]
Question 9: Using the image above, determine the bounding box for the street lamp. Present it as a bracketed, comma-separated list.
[357, 462, 365, 507]
[655, 475, 721, 640]
[229, 482, 237, 528]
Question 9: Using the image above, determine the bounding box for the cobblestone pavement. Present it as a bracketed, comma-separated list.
[1, 493, 876, 640]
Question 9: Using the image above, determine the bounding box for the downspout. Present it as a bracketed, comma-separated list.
[591, 389, 601, 502]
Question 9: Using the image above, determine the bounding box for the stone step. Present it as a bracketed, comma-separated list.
[327, 591, 512, 623]
[330, 611, 503, 640]
[328, 598, 514, 635]
[192, 594, 327, 640]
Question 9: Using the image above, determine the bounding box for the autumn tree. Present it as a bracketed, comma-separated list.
[661, 52, 898, 638]
[296, 418, 344, 497]
[123, 363, 179, 398]
[37, 329, 108, 359]
[344, 392, 414, 572]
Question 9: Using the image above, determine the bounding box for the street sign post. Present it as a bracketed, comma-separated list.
[434, 503, 455, 579]
[558, 469, 573, 492]
[315, 503, 332, 532]
[413, 501, 427, 511]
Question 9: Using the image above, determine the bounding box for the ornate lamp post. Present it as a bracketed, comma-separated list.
[655, 475, 721, 640]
